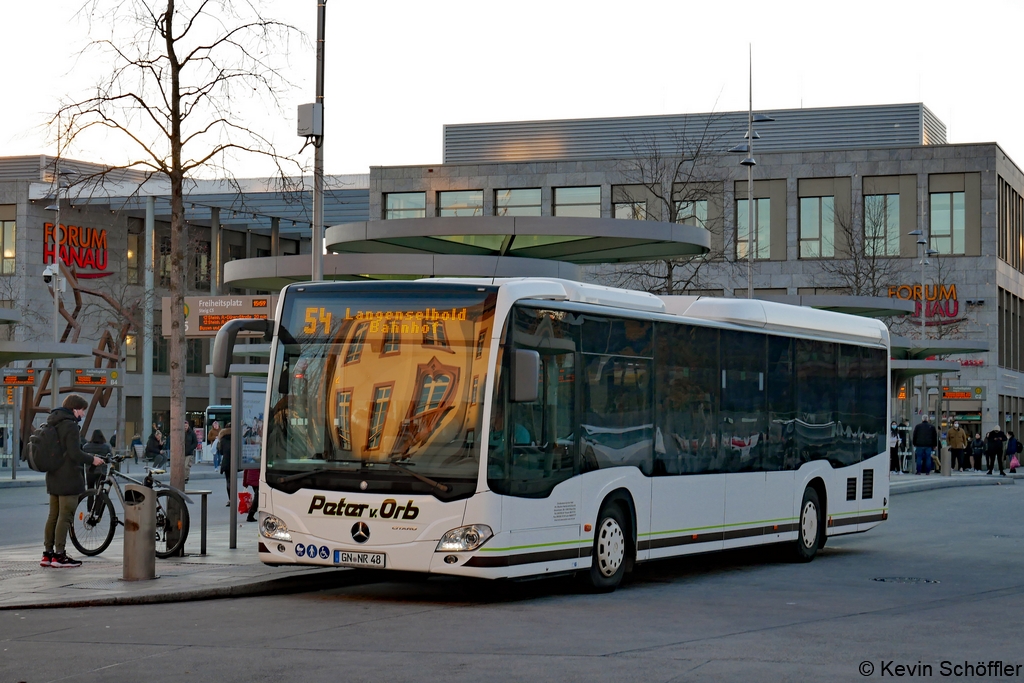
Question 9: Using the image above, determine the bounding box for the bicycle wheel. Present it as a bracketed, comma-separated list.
[69, 491, 117, 556]
[154, 490, 190, 558]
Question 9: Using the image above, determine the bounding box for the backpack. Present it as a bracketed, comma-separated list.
[23, 422, 65, 473]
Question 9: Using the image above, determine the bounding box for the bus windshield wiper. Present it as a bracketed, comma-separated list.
[388, 461, 450, 493]
[275, 462, 364, 484]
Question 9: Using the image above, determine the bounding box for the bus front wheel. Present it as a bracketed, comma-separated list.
[794, 487, 822, 562]
[584, 502, 629, 592]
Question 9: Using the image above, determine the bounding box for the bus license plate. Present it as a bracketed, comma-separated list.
[334, 550, 386, 568]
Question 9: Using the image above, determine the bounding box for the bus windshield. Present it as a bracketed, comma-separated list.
[266, 284, 498, 499]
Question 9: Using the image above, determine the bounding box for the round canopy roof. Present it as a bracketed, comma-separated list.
[325, 216, 711, 264]
[223, 253, 581, 290]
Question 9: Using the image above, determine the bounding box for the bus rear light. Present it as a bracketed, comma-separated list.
[260, 513, 292, 542]
[436, 524, 493, 552]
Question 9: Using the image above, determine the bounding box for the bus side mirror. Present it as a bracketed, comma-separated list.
[212, 318, 273, 378]
[511, 349, 540, 403]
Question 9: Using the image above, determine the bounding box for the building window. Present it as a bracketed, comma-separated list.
[931, 191, 966, 254]
[0, 220, 15, 275]
[864, 194, 900, 257]
[415, 374, 451, 415]
[126, 233, 139, 284]
[153, 325, 168, 373]
[613, 201, 647, 220]
[381, 324, 400, 356]
[159, 237, 172, 287]
[554, 187, 601, 218]
[336, 390, 352, 451]
[384, 193, 426, 220]
[799, 196, 835, 259]
[186, 339, 204, 374]
[366, 384, 393, 450]
[423, 321, 449, 349]
[437, 190, 483, 217]
[125, 333, 138, 372]
[471, 375, 480, 405]
[476, 329, 487, 359]
[345, 322, 369, 364]
[736, 197, 770, 260]
[495, 188, 541, 216]
[675, 200, 708, 227]
[193, 241, 211, 290]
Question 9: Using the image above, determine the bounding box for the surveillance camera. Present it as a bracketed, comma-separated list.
[42, 264, 56, 284]
[966, 299, 976, 306]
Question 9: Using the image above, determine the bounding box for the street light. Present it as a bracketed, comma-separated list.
[44, 166, 69, 411]
[729, 46, 774, 299]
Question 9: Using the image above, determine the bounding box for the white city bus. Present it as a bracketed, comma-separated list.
[214, 278, 890, 590]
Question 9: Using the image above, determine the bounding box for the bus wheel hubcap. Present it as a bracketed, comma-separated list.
[597, 517, 625, 577]
[801, 501, 818, 549]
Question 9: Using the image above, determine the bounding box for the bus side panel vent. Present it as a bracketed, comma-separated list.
[862, 469, 874, 500]
[846, 477, 857, 501]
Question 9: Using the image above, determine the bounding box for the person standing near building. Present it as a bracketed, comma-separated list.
[889, 421, 901, 473]
[218, 422, 233, 506]
[985, 425, 1008, 476]
[184, 419, 198, 483]
[208, 420, 222, 469]
[912, 415, 938, 475]
[41, 395, 105, 568]
[968, 431, 985, 472]
[946, 420, 969, 472]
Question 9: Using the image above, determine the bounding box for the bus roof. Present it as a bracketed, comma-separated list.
[427, 277, 889, 347]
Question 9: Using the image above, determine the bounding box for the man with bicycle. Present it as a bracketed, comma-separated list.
[41, 394, 104, 569]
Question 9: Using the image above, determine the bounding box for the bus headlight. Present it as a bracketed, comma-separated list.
[259, 513, 292, 542]
[436, 524, 493, 552]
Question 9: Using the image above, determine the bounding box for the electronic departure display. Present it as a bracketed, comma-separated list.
[1, 370, 36, 386]
[199, 313, 269, 333]
[72, 369, 121, 387]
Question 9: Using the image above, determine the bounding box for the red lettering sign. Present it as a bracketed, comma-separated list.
[42, 222, 111, 279]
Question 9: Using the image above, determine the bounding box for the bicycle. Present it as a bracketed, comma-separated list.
[69, 454, 192, 558]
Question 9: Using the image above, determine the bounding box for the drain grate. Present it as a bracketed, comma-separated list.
[872, 577, 940, 584]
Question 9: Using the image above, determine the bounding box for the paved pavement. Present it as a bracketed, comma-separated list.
[0, 468, 1017, 611]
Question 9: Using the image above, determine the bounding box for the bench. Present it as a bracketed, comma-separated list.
[184, 489, 213, 555]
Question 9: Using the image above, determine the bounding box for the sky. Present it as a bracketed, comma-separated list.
[3, 0, 1024, 176]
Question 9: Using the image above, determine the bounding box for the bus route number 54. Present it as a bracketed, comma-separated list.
[303, 307, 332, 335]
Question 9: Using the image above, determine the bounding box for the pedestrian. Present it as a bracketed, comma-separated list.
[218, 422, 233, 506]
[889, 421, 901, 473]
[1006, 431, 1019, 472]
[946, 420, 969, 472]
[41, 395, 105, 568]
[968, 432, 985, 472]
[184, 419, 198, 483]
[208, 420, 222, 469]
[147, 429, 166, 469]
[912, 415, 938, 475]
[243, 466, 260, 522]
[985, 425, 1008, 476]
[130, 433, 143, 463]
[82, 429, 113, 489]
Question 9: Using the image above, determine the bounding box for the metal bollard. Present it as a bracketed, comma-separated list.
[123, 484, 156, 581]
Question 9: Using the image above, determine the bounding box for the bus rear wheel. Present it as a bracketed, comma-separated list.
[793, 487, 822, 562]
[584, 502, 628, 592]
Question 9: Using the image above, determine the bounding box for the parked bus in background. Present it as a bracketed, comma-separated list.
[213, 278, 890, 591]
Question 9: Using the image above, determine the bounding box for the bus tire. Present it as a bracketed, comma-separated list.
[793, 487, 822, 562]
[584, 502, 629, 592]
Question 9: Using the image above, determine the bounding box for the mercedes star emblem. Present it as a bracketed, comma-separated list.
[351, 522, 370, 544]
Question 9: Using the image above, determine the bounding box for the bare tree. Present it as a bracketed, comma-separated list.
[52, 0, 304, 492]
[816, 196, 909, 297]
[598, 117, 740, 295]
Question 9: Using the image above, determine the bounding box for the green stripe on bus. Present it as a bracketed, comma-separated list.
[479, 539, 590, 552]
[639, 516, 799, 538]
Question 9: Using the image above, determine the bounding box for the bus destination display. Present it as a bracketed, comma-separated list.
[2, 369, 36, 386]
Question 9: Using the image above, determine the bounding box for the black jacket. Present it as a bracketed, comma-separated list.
[146, 434, 164, 458]
[218, 428, 233, 474]
[970, 437, 986, 457]
[43, 408, 94, 497]
[185, 427, 198, 455]
[912, 421, 938, 448]
[986, 430, 1007, 456]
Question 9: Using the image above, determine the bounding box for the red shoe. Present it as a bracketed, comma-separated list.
[50, 552, 83, 568]
[40, 552, 54, 567]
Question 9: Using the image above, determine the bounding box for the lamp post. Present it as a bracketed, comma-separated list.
[44, 169, 68, 411]
[311, 0, 327, 282]
[729, 46, 774, 299]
